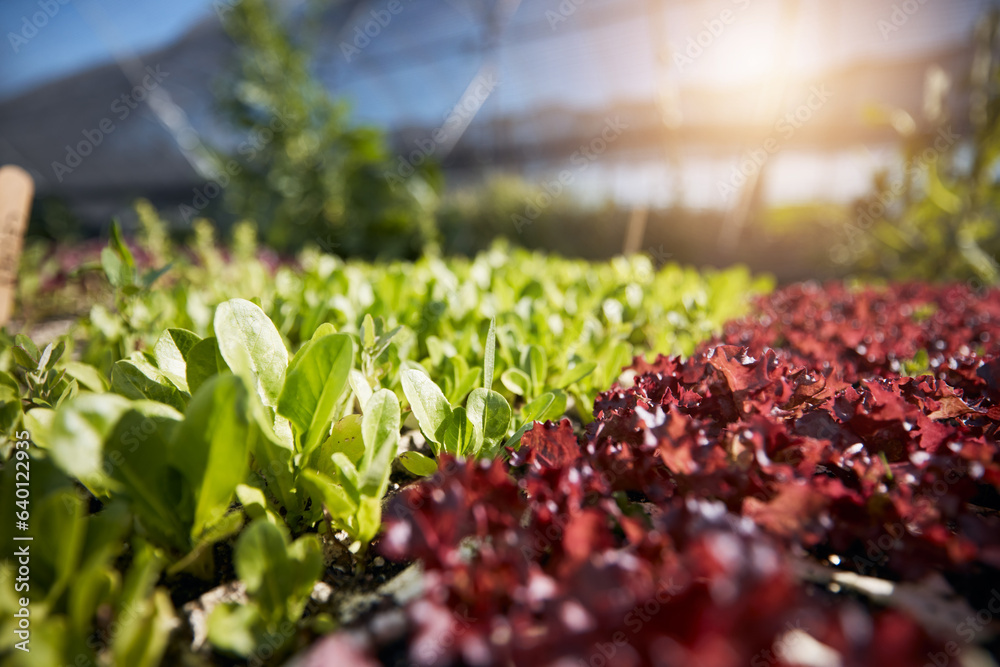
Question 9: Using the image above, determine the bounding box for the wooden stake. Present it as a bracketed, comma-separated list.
[0, 166, 35, 327]
[623, 206, 649, 256]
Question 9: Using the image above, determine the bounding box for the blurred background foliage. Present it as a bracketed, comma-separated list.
[214, 0, 441, 258]
[6, 0, 1000, 283]
[203, 2, 1000, 281]
[842, 9, 1000, 284]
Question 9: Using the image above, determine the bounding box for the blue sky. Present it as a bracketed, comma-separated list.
[0, 0, 212, 99]
[1, 0, 990, 105]
[0, 0, 990, 127]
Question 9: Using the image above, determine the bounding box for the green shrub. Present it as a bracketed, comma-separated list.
[845, 10, 1000, 283]
[214, 0, 440, 257]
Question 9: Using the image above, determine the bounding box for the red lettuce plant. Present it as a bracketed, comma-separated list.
[318, 283, 1000, 666]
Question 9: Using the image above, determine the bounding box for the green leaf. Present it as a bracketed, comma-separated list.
[38, 340, 65, 372]
[3, 617, 66, 666]
[118, 538, 163, 613]
[601, 341, 632, 386]
[349, 369, 373, 413]
[170, 374, 255, 542]
[56, 377, 79, 407]
[466, 388, 512, 458]
[185, 337, 221, 395]
[277, 333, 354, 456]
[401, 369, 453, 453]
[425, 336, 449, 367]
[299, 469, 358, 523]
[109, 218, 136, 270]
[112, 582, 174, 667]
[235, 484, 276, 524]
[504, 421, 535, 451]
[927, 162, 962, 214]
[39, 344, 66, 374]
[194, 510, 244, 546]
[484, 317, 497, 389]
[356, 496, 383, 544]
[246, 398, 298, 519]
[443, 406, 471, 456]
[214, 298, 288, 408]
[62, 361, 109, 393]
[552, 362, 597, 389]
[207, 603, 263, 657]
[11, 344, 36, 370]
[141, 263, 172, 289]
[449, 367, 482, 407]
[902, 348, 931, 377]
[105, 408, 188, 550]
[109, 588, 169, 666]
[152, 329, 201, 393]
[330, 453, 361, 504]
[32, 486, 87, 606]
[372, 325, 401, 360]
[522, 390, 567, 423]
[501, 368, 531, 396]
[13, 333, 39, 364]
[312, 322, 337, 339]
[46, 392, 133, 488]
[199, 480, 255, 544]
[312, 413, 365, 473]
[22, 407, 55, 447]
[111, 539, 173, 667]
[111, 359, 187, 412]
[524, 345, 547, 395]
[571, 388, 596, 426]
[234, 520, 322, 626]
[359, 389, 400, 496]
[68, 563, 118, 638]
[361, 313, 376, 350]
[0, 370, 23, 433]
[101, 247, 131, 288]
[285, 533, 324, 612]
[399, 451, 438, 477]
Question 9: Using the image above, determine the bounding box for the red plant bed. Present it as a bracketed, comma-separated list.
[316, 283, 1000, 667]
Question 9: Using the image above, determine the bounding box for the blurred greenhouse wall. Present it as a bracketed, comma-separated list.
[0, 0, 996, 277]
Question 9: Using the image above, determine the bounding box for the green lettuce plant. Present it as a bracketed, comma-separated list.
[206, 519, 322, 660]
[402, 320, 518, 462]
[0, 459, 175, 667]
[34, 373, 253, 576]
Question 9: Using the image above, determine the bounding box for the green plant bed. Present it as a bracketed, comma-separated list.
[0, 216, 768, 666]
